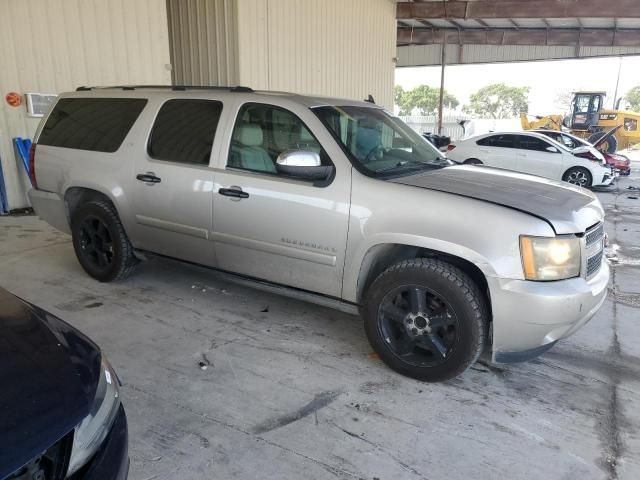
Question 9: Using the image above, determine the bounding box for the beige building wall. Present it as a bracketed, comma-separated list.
[0, 0, 172, 210]
[167, 0, 239, 86]
[168, 0, 397, 108]
[236, 0, 396, 109]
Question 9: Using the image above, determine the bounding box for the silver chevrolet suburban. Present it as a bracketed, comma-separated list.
[28, 86, 609, 382]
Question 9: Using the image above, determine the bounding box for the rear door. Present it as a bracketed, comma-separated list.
[515, 135, 563, 179]
[130, 98, 223, 266]
[475, 134, 519, 170]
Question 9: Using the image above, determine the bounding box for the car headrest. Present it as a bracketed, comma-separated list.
[237, 124, 263, 147]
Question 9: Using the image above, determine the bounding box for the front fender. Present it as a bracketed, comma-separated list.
[342, 234, 496, 303]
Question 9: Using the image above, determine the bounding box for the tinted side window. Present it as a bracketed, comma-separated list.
[148, 99, 222, 165]
[39, 98, 147, 152]
[518, 135, 554, 152]
[477, 135, 515, 148]
[228, 103, 328, 175]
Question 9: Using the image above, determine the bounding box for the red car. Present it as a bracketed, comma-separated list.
[535, 127, 630, 176]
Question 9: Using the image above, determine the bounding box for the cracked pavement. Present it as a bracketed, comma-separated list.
[1, 162, 639, 479]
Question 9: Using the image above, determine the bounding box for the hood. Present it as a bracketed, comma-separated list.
[592, 125, 622, 150]
[0, 288, 100, 478]
[390, 165, 603, 234]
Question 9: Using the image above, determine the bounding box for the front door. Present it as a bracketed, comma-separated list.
[211, 102, 351, 298]
[131, 99, 223, 267]
[476, 134, 519, 170]
[515, 135, 563, 179]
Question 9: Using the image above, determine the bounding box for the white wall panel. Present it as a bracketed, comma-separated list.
[0, 0, 171, 210]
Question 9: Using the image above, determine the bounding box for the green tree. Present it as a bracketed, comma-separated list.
[625, 86, 640, 111]
[394, 84, 459, 116]
[464, 83, 530, 119]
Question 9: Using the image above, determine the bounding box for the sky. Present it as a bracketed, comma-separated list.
[394, 55, 640, 115]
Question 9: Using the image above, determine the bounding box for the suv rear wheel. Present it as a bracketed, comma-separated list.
[71, 200, 139, 282]
[362, 258, 486, 382]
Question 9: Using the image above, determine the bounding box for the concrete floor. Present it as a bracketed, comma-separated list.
[1, 166, 640, 480]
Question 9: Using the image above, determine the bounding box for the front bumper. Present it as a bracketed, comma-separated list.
[488, 260, 609, 363]
[594, 171, 615, 186]
[73, 405, 129, 480]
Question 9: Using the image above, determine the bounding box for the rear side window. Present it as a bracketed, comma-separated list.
[148, 99, 222, 165]
[476, 134, 516, 148]
[39, 98, 147, 152]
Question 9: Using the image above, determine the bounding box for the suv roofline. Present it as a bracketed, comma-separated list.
[76, 85, 255, 92]
[71, 85, 382, 109]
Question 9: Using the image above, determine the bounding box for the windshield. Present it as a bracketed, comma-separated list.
[313, 105, 452, 177]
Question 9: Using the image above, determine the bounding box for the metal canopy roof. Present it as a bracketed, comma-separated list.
[397, 1, 640, 48]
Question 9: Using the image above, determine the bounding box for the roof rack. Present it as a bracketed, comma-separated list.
[76, 85, 254, 92]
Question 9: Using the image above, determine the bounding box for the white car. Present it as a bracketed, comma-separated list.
[447, 131, 614, 188]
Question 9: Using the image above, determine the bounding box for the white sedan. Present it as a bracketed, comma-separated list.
[447, 131, 614, 188]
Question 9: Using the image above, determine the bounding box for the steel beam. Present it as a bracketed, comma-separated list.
[397, 1, 640, 19]
[397, 27, 640, 47]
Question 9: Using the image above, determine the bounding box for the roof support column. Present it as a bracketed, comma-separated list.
[437, 42, 446, 135]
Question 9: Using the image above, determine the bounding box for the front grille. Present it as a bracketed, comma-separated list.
[584, 222, 605, 279]
[587, 251, 603, 277]
[8, 431, 73, 480]
[586, 222, 604, 247]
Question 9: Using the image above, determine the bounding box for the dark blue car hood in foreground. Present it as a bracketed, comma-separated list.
[0, 288, 101, 478]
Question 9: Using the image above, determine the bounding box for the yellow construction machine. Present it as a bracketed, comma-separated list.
[521, 91, 640, 152]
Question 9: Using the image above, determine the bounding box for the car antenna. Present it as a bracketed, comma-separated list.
[365, 94, 375, 104]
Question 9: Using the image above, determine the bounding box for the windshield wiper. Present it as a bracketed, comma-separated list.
[376, 160, 442, 174]
[376, 161, 410, 173]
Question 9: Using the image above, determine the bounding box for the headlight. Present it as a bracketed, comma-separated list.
[520, 236, 581, 281]
[67, 356, 121, 476]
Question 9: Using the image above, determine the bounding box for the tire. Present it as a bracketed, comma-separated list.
[71, 200, 139, 282]
[463, 158, 483, 165]
[562, 166, 593, 188]
[588, 132, 617, 154]
[362, 258, 487, 382]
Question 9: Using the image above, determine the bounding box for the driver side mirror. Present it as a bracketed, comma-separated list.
[275, 150, 334, 181]
[545, 146, 559, 153]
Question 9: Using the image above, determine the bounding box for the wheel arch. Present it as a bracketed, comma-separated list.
[354, 242, 492, 320]
[463, 158, 483, 165]
[64, 186, 120, 226]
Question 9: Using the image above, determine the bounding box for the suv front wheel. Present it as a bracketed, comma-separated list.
[71, 200, 139, 282]
[363, 258, 487, 382]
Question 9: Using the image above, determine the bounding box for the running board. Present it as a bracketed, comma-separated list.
[141, 251, 360, 316]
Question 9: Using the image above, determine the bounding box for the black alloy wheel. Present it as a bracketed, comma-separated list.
[378, 285, 459, 367]
[78, 215, 115, 269]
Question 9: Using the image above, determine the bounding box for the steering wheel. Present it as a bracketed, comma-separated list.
[364, 144, 387, 163]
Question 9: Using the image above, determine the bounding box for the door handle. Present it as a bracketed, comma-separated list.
[136, 173, 162, 184]
[218, 187, 249, 199]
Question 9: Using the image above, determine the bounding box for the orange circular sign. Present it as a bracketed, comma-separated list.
[6, 92, 22, 107]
